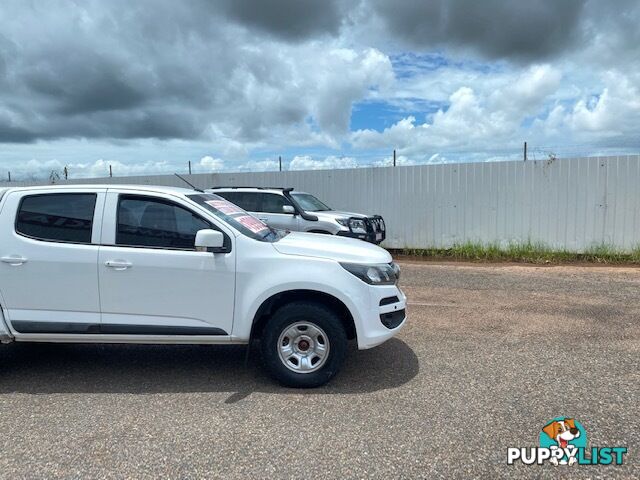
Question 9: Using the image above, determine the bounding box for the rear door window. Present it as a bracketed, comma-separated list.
[216, 192, 261, 212]
[16, 193, 97, 243]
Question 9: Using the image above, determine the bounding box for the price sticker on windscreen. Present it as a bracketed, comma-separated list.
[205, 199, 244, 215]
[237, 215, 269, 234]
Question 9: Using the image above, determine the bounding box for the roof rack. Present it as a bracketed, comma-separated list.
[211, 186, 294, 192]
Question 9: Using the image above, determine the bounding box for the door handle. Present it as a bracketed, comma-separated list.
[105, 260, 132, 270]
[1, 255, 28, 266]
[258, 217, 269, 222]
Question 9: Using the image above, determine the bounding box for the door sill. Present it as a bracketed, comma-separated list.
[11, 321, 228, 336]
[12, 334, 246, 345]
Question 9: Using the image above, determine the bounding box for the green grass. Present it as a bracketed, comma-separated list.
[395, 241, 640, 265]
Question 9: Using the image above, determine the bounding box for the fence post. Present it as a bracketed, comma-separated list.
[7, 171, 10, 182]
[188, 160, 192, 175]
[393, 149, 396, 167]
[279, 156, 282, 172]
[109, 165, 113, 178]
[524, 142, 527, 161]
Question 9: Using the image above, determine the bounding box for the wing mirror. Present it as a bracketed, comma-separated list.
[195, 229, 225, 252]
[282, 205, 296, 214]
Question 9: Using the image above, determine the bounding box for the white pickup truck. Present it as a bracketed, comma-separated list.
[0, 185, 406, 387]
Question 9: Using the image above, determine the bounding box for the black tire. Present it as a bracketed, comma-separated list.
[260, 301, 347, 388]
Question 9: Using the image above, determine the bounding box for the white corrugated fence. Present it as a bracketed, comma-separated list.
[3, 155, 639, 251]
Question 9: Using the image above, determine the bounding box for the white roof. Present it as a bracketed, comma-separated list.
[209, 187, 309, 195]
[0, 184, 202, 196]
[210, 187, 281, 193]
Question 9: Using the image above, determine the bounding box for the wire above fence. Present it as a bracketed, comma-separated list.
[1, 144, 638, 184]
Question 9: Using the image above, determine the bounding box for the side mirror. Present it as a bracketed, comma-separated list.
[195, 229, 224, 252]
[282, 205, 296, 214]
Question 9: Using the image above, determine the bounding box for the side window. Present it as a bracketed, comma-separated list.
[217, 192, 260, 212]
[259, 193, 290, 214]
[116, 196, 210, 249]
[216, 192, 241, 207]
[16, 193, 96, 243]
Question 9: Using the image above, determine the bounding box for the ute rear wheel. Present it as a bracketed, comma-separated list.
[260, 302, 347, 388]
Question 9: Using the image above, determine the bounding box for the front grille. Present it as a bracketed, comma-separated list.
[346, 215, 385, 243]
[380, 308, 405, 329]
[367, 216, 385, 233]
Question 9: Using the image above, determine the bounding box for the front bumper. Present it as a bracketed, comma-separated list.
[356, 285, 407, 349]
[337, 215, 386, 244]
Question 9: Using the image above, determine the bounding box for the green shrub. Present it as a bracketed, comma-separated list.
[396, 242, 640, 264]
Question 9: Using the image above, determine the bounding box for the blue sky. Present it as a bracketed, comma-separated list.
[0, 0, 639, 180]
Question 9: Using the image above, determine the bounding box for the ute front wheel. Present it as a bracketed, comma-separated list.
[260, 302, 347, 388]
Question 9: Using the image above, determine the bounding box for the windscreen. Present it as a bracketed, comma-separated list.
[188, 193, 285, 242]
[291, 193, 331, 212]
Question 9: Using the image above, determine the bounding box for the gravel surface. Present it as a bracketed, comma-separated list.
[0, 262, 638, 479]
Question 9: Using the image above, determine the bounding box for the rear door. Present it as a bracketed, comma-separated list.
[219, 191, 299, 231]
[0, 189, 104, 333]
[97, 191, 235, 336]
[216, 191, 259, 213]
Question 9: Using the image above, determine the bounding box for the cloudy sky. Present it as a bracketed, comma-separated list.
[1, 0, 639, 180]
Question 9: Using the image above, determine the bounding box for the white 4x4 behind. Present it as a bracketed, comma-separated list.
[0, 185, 406, 387]
[209, 187, 386, 244]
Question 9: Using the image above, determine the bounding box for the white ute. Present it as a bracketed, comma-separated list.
[0, 185, 406, 387]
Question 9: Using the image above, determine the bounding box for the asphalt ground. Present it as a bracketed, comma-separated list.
[0, 262, 637, 479]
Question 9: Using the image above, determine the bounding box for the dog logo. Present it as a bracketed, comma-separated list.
[508, 417, 627, 466]
[540, 417, 587, 465]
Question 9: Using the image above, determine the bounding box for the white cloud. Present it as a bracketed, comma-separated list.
[352, 84, 514, 155]
[209, 44, 394, 148]
[568, 72, 640, 134]
[512, 65, 562, 102]
[350, 63, 609, 160]
[374, 154, 415, 167]
[524, 70, 640, 150]
[427, 153, 445, 164]
[289, 155, 358, 171]
[5, 158, 175, 181]
[487, 64, 562, 119]
[312, 48, 394, 135]
[199, 155, 224, 171]
[237, 159, 280, 172]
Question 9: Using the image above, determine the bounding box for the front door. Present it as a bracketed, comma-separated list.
[0, 190, 104, 333]
[254, 192, 300, 231]
[97, 192, 235, 336]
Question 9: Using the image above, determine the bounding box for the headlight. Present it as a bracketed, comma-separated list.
[340, 262, 399, 285]
[348, 218, 367, 234]
[336, 217, 368, 234]
[391, 262, 400, 281]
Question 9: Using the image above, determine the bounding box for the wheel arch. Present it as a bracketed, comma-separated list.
[250, 289, 356, 341]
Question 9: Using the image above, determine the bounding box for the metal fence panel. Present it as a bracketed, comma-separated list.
[2, 155, 639, 251]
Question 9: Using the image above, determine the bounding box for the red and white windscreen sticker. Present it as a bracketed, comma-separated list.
[205, 199, 244, 215]
[236, 215, 269, 233]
